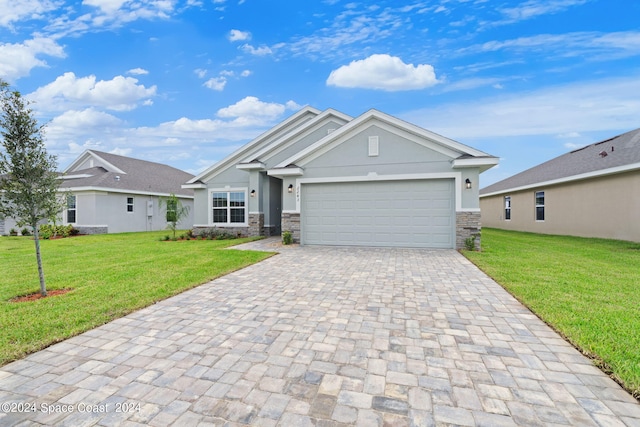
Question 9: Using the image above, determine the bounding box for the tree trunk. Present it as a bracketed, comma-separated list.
[33, 225, 47, 297]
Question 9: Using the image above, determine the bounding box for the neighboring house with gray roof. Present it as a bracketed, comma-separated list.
[1, 150, 194, 235]
[184, 106, 498, 249]
[480, 128, 640, 242]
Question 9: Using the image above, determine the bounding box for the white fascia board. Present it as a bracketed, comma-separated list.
[267, 167, 304, 177]
[61, 173, 94, 179]
[239, 109, 352, 165]
[186, 106, 321, 184]
[452, 157, 500, 172]
[236, 162, 266, 170]
[63, 186, 195, 199]
[480, 162, 640, 198]
[182, 183, 207, 189]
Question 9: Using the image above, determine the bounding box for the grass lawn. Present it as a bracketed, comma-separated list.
[0, 231, 273, 366]
[463, 228, 640, 398]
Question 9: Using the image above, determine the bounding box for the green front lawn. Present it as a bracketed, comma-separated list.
[0, 231, 273, 366]
[464, 228, 640, 398]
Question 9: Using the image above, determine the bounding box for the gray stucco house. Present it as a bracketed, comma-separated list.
[56, 150, 195, 234]
[184, 107, 498, 249]
[0, 150, 194, 235]
[480, 127, 640, 242]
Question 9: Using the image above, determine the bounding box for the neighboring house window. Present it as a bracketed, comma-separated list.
[504, 196, 511, 220]
[127, 197, 134, 212]
[67, 195, 76, 223]
[212, 191, 246, 224]
[535, 191, 545, 221]
[166, 198, 177, 222]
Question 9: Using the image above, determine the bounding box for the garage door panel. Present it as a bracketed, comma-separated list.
[302, 180, 454, 248]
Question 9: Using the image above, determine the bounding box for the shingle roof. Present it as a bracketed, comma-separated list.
[60, 150, 194, 197]
[480, 128, 640, 195]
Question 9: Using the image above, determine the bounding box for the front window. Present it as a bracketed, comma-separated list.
[127, 197, 134, 212]
[535, 191, 545, 221]
[67, 195, 76, 223]
[212, 191, 246, 224]
[504, 196, 511, 220]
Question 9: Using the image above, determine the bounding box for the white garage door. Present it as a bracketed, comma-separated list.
[301, 179, 454, 248]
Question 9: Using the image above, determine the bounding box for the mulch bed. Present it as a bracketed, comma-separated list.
[10, 288, 73, 303]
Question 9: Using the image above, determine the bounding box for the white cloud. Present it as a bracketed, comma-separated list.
[240, 70, 251, 77]
[203, 76, 227, 91]
[228, 29, 250, 42]
[127, 67, 149, 75]
[498, 0, 588, 23]
[285, 9, 403, 60]
[401, 75, 640, 139]
[0, 0, 61, 27]
[28, 72, 157, 112]
[0, 37, 65, 81]
[326, 54, 440, 91]
[46, 0, 177, 37]
[49, 96, 302, 171]
[240, 44, 272, 56]
[194, 68, 207, 78]
[465, 31, 640, 61]
[50, 108, 122, 129]
[216, 96, 298, 124]
[83, 0, 129, 14]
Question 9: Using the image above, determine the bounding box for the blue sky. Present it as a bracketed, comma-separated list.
[1, 0, 638, 187]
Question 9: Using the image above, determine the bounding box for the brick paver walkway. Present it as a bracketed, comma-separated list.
[1, 239, 639, 426]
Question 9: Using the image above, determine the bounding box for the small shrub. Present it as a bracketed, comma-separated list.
[464, 235, 477, 251]
[39, 224, 75, 239]
[20, 227, 32, 236]
[282, 231, 293, 245]
[9, 228, 18, 236]
[197, 228, 236, 241]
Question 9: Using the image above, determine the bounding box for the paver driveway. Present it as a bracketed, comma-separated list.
[1, 239, 639, 426]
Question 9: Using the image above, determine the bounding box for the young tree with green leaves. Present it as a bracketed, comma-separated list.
[0, 80, 62, 296]
[160, 193, 191, 239]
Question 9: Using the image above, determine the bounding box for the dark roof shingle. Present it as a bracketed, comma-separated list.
[480, 128, 640, 195]
[60, 150, 194, 197]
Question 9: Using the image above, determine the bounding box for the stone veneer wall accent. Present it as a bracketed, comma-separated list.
[456, 211, 481, 250]
[248, 213, 265, 237]
[281, 212, 300, 243]
[72, 224, 109, 234]
[74, 226, 108, 235]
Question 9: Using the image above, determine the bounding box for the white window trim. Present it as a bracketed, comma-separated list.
[126, 196, 134, 213]
[66, 195, 77, 224]
[208, 188, 248, 227]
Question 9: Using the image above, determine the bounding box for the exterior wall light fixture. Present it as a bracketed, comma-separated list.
[287, 184, 294, 193]
[465, 178, 472, 189]
[250, 189, 256, 197]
